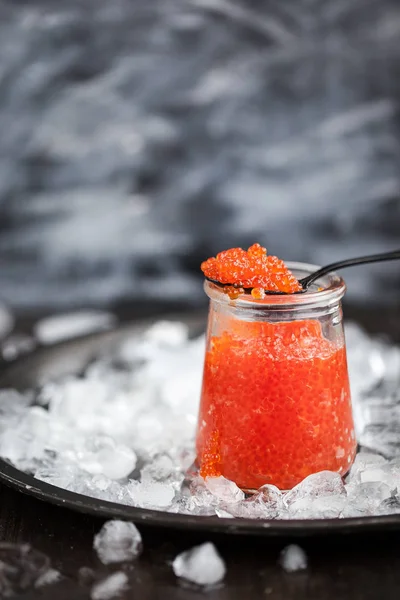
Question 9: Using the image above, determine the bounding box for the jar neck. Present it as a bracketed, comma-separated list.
[208, 295, 343, 323]
[204, 261, 346, 322]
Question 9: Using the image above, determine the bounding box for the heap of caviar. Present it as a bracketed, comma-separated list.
[201, 243, 302, 297]
[197, 319, 355, 489]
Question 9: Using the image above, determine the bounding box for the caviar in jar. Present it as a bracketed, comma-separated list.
[197, 251, 356, 490]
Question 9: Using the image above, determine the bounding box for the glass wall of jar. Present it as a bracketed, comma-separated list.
[196, 263, 356, 491]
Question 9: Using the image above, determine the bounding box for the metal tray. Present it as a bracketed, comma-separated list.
[0, 317, 399, 537]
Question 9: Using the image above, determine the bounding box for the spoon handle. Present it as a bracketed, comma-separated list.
[299, 249, 400, 290]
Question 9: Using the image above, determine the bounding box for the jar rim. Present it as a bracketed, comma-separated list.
[203, 261, 346, 309]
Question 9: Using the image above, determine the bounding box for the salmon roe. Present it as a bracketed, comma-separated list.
[201, 243, 302, 295]
[196, 317, 356, 490]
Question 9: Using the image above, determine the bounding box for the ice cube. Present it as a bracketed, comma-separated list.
[343, 481, 392, 517]
[172, 542, 226, 586]
[74, 476, 129, 505]
[34, 311, 116, 345]
[99, 445, 136, 480]
[347, 453, 400, 491]
[93, 521, 142, 565]
[91, 572, 128, 600]
[48, 379, 110, 431]
[248, 485, 284, 517]
[179, 477, 220, 515]
[280, 545, 307, 572]
[78, 437, 137, 480]
[359, 467, 388, 484]
[0, 389, 33, 418]
[378, 489, 400, 515]
[35, 568, 62, 587]
[91, 475, 113, 492]
[284, 471, 347, 518]
[223, 485, 284, 519]
[0, 405, 51, 467]
[35, 463, 79, 490]
[140, 454, 179, 484]
[347, 452, 387, 483]
[127, 480, 176, 509]
[204, 476, 245, 504]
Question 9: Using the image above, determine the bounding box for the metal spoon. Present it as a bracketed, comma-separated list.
[206, 249, 400, 295]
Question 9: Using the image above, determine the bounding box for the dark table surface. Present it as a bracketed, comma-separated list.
[1, 302, 400, 600]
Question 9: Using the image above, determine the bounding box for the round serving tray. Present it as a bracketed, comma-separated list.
[0, 316, 399, 537]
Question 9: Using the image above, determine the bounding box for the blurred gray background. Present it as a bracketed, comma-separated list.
[0, 0, 399, 312]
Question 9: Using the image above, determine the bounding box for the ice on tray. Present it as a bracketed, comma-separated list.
[127, 480, 176, 509]
[204, 476, 245, 504]
[284, 471, 347, 519]
[0, 319, 399, 521]
[343, 481, 393, 517]
[219, 484, 285, 519]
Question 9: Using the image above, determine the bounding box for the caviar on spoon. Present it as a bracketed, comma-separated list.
[201, 244, 400, 298]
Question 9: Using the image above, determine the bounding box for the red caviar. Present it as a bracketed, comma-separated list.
[196, 318, 356, 490]
[201, 243, 302, 294]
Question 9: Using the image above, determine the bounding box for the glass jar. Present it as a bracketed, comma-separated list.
[196, 262, 357, 491]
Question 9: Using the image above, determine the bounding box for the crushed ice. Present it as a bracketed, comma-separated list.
[284, 471, 347, 519]
[0, 319, 399, 520]
[35, 568, 62, 587]
[280, 545, 308, 573]
[172, 542, 226, 586]
[93, 521, 142, 564]
[0, 543, 52, 596]
[90, 572, 128, 600]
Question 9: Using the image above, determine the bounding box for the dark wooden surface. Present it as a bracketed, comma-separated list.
[0, 303, 399, 600]
[3, 485, 400, 600]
